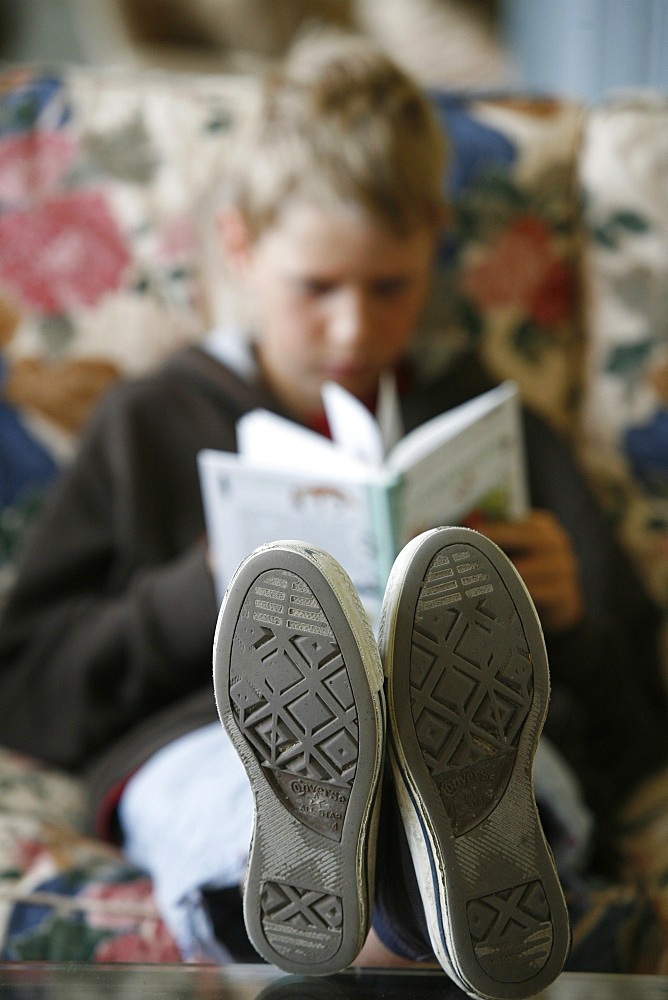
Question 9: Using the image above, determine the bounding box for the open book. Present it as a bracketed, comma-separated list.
[198, 380, 528, 628]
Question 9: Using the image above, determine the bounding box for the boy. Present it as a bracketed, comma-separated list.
[1, 29, 666, 987]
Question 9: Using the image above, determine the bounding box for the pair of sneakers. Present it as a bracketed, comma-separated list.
[213, 527, 570, 999]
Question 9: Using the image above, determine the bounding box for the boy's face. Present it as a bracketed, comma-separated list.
[233, 203, 436, 419]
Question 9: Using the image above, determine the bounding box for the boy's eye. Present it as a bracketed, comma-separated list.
[293, 276, 410, 298]
[298, 278, 336, 296]
[372, 277, 409, 297]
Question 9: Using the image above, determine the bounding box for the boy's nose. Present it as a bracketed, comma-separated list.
[328, 288, 372, 350]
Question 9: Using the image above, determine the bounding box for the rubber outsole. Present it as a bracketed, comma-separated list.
[379, 527, 571, 999]
[213, 541, 385, 976]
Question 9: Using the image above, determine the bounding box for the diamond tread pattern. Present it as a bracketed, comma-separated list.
[229, 568, 360, 966]
[410, 545, 534, 836]
[403, 537, 562, 991]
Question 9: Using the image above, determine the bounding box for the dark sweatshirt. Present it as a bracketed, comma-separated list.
[1, 345, 666, 844]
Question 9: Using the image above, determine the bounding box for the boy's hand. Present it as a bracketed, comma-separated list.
[476, 510, 584, 635]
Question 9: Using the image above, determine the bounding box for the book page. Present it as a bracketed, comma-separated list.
[198, 449, 396, 628]
[237, 408, 360, 475]
[321, 380, 385, 467]
[388, 382, 528, 544]
[387, 381, 518, 471]
[321, 371, 403, 463]
[240, 377, 401, 472]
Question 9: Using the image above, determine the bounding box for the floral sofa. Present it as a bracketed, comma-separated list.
[1, 63, 667, 964]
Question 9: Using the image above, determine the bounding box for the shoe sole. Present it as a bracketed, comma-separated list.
[379, 527, 570, 999]
[213, 541, 385, 976]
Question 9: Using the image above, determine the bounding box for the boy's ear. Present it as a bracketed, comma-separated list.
[216, 206, 255, 278]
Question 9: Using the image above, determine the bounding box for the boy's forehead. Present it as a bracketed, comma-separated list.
[259, 201, 435, 266]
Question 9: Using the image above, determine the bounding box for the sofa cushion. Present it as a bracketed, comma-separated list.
[0, 65, 251, 595]
[580, 94, 668, 615]
[0, 748, 181, 962]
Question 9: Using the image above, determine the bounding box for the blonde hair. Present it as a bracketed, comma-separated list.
[224, 31, 448, 239]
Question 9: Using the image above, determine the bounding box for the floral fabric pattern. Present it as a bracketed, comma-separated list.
[0, 67, 249, 595]
[0, 749, 181, 963]
[426, 93, 584, 434]
[0, 191, 130, 314]
[580, 95, 668, 612]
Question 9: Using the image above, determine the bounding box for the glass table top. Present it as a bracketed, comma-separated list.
[2, 964, 668, 1000]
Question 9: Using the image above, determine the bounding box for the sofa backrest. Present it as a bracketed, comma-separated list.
[5, 63, 666, 626]
[579, 94, 668, 610]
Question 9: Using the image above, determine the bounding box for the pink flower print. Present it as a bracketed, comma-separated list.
[0, 190, 130, 313]
[15, 837, 47, 872]
[80, 877, 158, 931]
[93, 924, 181, 963]
[461, 215, 574, 328]
[529, 256, 575, 328]
[155, 215, 197, 265]
[81, 879, 182, 963]
[0, 132, 77, 206]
